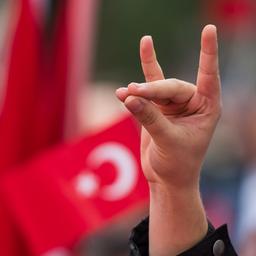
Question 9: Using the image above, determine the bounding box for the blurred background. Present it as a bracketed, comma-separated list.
[0, 0, 256, 255]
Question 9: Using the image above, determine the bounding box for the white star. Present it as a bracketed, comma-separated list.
[75, 172, 99, 197]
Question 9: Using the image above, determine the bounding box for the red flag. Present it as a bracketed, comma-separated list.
[64, 0, 98, 137]
[0, 116, 149, 255]
[0, 0, 67, 171]
[0, 0, 98, 172]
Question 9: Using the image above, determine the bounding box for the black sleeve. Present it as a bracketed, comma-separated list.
[129, 217, 238, 256]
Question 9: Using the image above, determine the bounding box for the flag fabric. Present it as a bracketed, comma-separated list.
[0, 0, 149, 255]
[0, 116, 149, 255]
[0, 0, 69, 172]
[64, 0, 99, 137]
[0, 0, 98, 172]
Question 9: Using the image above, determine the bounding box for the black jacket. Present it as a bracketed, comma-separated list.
[129, 218, 238, 256]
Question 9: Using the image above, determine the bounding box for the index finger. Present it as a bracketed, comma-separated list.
[140, 36, 165, 82]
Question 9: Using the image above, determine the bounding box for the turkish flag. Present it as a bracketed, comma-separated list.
[0, 0, 98, 172]
[0, 0, 67, 171]
[0, 116, 149, 255]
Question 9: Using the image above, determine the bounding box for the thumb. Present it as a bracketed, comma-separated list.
[124, 96, 171, 143]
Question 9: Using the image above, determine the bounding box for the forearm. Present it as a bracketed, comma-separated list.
[149, 183, 208, 256]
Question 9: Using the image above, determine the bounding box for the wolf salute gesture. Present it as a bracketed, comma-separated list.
[116, 25, 228, 256]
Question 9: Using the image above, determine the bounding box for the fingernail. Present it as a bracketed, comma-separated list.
[144, 35, 152, 41]
[126, 98, 144, 113]
[129, 82, 146, 88]
[116, 87, 128, 93]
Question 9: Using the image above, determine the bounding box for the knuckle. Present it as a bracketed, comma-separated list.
[145, 73, 157, 81]
[142, 58, 154, 65]
[168, 78, 178, 84]
[201, 49, 218, 57]
[198, 65, 218, 76]
[140, 110, 157, 126]
[171, 78, 179, 83]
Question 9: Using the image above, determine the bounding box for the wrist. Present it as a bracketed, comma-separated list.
[148, 182, 208, 256]
[146, 158, 202, 193]
[148, 177, 200, 195]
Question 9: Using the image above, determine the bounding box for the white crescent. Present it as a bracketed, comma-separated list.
[86, 142, 138, 201]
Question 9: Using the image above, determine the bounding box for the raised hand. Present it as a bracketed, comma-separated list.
[116, 25, 221, 191]
[116, 25, 221, 256]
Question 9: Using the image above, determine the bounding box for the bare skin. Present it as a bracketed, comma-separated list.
[116, 25, 221, 255]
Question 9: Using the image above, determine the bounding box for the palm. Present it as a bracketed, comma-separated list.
[141, 89, 219, 184]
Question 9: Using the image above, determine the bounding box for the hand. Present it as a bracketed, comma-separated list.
[116, 25, 221, 192]
[116, 25, 221, 255]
